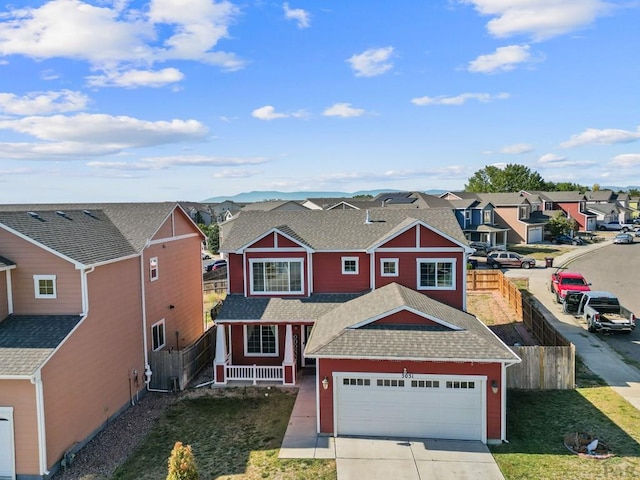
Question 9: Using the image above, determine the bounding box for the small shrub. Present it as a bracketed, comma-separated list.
[167, 441, 199, 480]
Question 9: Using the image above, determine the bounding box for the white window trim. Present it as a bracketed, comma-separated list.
[150, 257, 159, 282]
[244, 324, 279, 357]
[483, 210, 493, 224]
[342, 256, 359, 275]
[416, 258, 457, 291]
[34, 275, 57, 299]
[249, 258, 304, 295]
[151, 319, 166, 351]
[380, 258, 399, 277]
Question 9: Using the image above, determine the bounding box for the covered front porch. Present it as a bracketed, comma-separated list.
[213, 322, 313, 386]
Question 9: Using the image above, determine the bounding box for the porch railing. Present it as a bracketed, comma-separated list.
[225, 364, 284, 384]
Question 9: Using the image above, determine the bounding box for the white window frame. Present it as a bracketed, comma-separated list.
[149, 257, 159, 282]
[151, 319, 165, 351]
[416, 258, 456, 291]
[483, 210, 493, 224]
[464, 209, 471, 221]
[380, 258, 399, 277]
[249, 258, 304, 295]
[342, 256, 359, 275]
[34, 275, 57, 299]
[244, 325, 279, 357]
[519, 205, 529, 220]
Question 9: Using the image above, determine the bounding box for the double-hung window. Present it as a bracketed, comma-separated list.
[149, 257, 159, 281]
[245, 325, 278, 356]
[417, 258, 456, 290]
[250, 258, 303, 294]
[380, 258, 398, 277]
[483, 210, 493, 224]
[34, 275, 56, 299]
[151, 319, 165, 351]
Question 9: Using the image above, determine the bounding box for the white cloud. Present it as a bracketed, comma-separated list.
[561, 126, 640, 148]
[500, 143, 533, 154]
[468, 45, 533, 73]
[411, 92, 509, 106]
[538, 153, 566, 164]
[0, 113, 208, 158]
[610, 153, 640, 167]
[347, 47, 394, 77]
[462, 0, 608, 41]
[86, 67, 184, 88]
[323, 103, 365, 118]
[88, 155, 268, 171]
[251, 105, 307, 120]
[0, 90, 88, 115]
[538, 153, 596, 168]
[212, 168, 264, 179]
[0, 0, 245, 83]
[283, 3, 310, 29]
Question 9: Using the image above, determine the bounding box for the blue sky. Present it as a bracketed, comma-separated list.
[1, 0, 640, 203]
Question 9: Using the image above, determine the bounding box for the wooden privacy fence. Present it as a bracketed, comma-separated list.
[148, 327, 216, 391]
[467, 269, 575, 389]
[507, 345, 575, 390]
[204, 279, 227, 294]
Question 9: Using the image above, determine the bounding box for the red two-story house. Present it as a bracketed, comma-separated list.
[0, 203, 205, 480]
[215, 208, 519, 444]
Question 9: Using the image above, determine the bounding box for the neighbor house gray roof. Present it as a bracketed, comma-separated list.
[220, 208, 468, 253]
[216, 293, 363, 322]
[240, 200, 308, 211]
[0, 315, 82, 376]
[305, 283, 519, 362]
[533, 191, 587, 202]
[0, 255, 15, 269]
[0, 202, 187, 266]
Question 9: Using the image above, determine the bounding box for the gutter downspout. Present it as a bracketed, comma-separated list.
[139, 248, 169, 393]
[31, 370, 49, 477]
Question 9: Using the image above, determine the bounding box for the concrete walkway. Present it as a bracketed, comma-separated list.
[504, 240, 640, 410]
[279, 375, 505, 479]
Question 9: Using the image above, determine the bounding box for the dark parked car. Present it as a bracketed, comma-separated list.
[469, 241, 504, 256]
[553, 234, 584, 246]
[206, 259, 227, 272]
[487, 251, 536, 269]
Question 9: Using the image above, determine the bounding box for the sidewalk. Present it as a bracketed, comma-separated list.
[505, 240, 640, 410]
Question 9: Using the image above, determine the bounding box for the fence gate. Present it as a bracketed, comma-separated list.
[148, 327, 216, 391]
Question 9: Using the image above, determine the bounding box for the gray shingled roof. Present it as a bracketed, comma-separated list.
[220, 208, 468, 253]
[0, 315, 82, 376]
[0, 203, 182, 265]
[0, 255, 15, 269]
[305, 283, 519, 362]
[217, 293, 363, 321]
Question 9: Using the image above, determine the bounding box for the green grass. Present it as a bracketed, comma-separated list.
[492, 361, 640, 480]
[111, 389, 336, 480]
[508, 245, 571, 260]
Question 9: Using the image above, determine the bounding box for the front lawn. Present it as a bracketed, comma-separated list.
[492, 384, 640, 479]
[112, 388, 336, 480]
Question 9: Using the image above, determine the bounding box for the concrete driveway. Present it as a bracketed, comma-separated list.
[335, 437, 504, 480]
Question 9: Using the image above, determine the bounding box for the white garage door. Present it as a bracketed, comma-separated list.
[528, 227, 543, 244]
[0, 408, 15, 480]
[335, 374, 486, 442]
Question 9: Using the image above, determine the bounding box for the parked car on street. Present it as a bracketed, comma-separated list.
[613, 233, 633, 244]
[550, 271, 591, 303]
[563, 291, 636, 333]
[206, 259, 227, 272]
[468, 241, 504, 256]
[553, 234, 584, 246]
[487, 251, 536, 269]
[597, 221, 635, 232]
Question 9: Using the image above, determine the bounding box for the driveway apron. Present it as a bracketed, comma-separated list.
[335, 437, 505, 480]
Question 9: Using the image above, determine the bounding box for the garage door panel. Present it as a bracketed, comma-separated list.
[336, 375, 484, 441]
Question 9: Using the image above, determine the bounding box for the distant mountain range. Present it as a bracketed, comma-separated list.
[202, 189, 447, 203]
[201, 186, 640, 204]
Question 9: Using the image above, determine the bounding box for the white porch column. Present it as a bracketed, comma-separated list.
[283, 324, 296, 386]
[213, 324, 228, 385]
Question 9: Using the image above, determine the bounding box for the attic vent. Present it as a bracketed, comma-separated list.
[28, 211, 39, 218]
[82, 209, 97, 219]
[365, 209, 371, 224]
[55, 210, 67, 218]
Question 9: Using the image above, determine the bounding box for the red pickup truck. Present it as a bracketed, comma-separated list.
[550, 271, 591, 303]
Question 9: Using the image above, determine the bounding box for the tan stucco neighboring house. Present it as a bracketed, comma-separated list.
[0, 203, 205, 480]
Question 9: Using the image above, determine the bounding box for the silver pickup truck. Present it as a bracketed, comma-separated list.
[563, 291, 636, 334]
